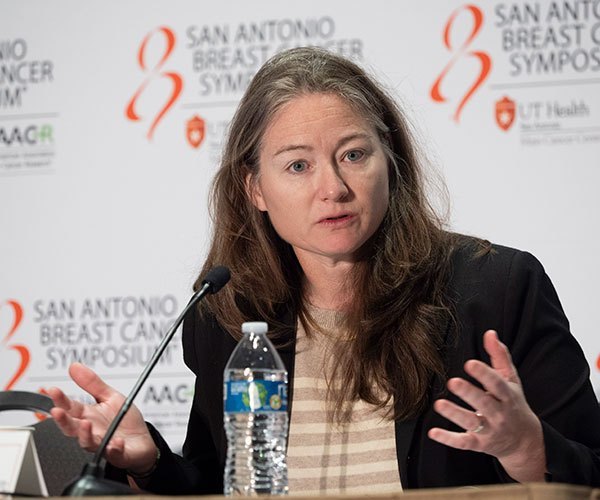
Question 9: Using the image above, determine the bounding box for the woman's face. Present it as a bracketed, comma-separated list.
[249, 93, 390, 266]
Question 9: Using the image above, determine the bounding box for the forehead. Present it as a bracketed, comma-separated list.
[260, 93, 376, 153]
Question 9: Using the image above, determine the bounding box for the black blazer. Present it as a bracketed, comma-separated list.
[137, 242, 600, 493]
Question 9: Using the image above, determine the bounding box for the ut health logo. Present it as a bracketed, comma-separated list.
[186, 115, 205, 149]
[0, 124, 53, 146]
[430, 4, 492, 122]
[0, 299, 30, 390]
[495, 96, 516, 131]
[125, 26, 183, 140]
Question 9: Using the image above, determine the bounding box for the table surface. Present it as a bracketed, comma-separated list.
[1, 482, 598, 499]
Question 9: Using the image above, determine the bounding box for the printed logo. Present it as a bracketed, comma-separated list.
[125, 26, 183, 140]
[430, 4, 492, 122]
[495, 96, 516, 131]
[242, 382, 267, 410]
[0, 124, 53, 147]
[269, 394, 282, 410]
[143, 383, 192, 404]
[0, 299, 30, 390]
[186, 115, 205, 149]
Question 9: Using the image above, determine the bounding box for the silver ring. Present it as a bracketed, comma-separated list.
[470, 411, 485, 434]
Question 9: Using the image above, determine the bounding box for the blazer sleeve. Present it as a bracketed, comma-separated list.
[140, 399, 222, 494]
[134, 306, 224, 495]
[499, 250, 600, 485]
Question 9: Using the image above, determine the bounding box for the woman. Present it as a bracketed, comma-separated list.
[49, 47, 600, 494]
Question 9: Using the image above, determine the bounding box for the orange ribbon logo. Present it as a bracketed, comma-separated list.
[430, 4, 492, 122]
[0, 299, 30, 390]
[125, 26, 183, 140]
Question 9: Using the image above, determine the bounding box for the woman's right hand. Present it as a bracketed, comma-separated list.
[47, 362, 158, 474]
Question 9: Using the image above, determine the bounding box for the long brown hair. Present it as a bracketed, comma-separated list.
[195, 47, 455, 421]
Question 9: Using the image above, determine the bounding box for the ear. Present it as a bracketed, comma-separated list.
[245, 172, 267, 212]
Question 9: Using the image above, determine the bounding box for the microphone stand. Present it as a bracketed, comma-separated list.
[63, 267, 229, 496]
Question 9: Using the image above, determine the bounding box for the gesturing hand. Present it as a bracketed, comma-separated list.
[47, 362, 158, 474]
[428, 330, 546, 483]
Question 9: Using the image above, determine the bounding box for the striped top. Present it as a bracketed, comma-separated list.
[287, 306, 402, 496]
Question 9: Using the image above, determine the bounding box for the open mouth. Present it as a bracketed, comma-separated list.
[320, 213, 354, 224]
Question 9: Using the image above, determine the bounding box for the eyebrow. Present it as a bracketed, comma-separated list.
[272, 132, 374, 158]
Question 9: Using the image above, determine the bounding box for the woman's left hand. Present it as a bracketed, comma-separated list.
[428, 330, 547, 483]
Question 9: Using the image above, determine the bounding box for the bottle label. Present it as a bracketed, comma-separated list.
[224, 380, 288, 412]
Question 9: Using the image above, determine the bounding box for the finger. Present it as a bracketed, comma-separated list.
[46, 386, 70, 410]
[463, 360, 514, 402]
[46, 387, 81, 417]
[69, 363, 115, 402]
[483, 330, 519, 382]
[46, 386, 87, 419]
[446, 377, 501, 415]
[428, 426, 480, 451]
[433, 399, 485, 433]
[77, 419, 98, 451]
[50, 407, 82, 438]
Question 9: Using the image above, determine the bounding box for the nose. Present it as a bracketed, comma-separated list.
[317, 164, 349, 202]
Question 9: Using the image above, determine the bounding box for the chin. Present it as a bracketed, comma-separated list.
[318, 244, 363, 261]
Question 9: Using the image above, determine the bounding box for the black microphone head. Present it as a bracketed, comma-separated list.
[202, 265, 231, 294]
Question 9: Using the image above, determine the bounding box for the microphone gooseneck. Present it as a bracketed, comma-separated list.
[63, 266, 231, 496]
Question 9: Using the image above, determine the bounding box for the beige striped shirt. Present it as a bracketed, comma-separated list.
[287, 307, 402, 496]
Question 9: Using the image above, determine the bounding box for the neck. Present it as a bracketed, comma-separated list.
[297, 255, 356, 311]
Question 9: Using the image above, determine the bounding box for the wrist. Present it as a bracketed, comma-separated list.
[499, 419, 546, 482]
[126, 446, 161, 479]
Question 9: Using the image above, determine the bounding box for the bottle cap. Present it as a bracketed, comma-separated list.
[241, 321, 268, 334]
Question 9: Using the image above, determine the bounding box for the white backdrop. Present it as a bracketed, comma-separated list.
[1, 0, 599, 449]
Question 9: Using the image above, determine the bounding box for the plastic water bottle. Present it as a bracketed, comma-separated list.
[223, 321, 289, 496]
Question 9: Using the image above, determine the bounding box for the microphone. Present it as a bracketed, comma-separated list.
[62, 266, 231, 496]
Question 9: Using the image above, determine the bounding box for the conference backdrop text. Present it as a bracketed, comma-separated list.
[2, 0, 599, 449]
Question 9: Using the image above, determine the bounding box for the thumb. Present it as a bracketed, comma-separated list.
[105, 437, 126, 460]
[104, 438, 130, 469]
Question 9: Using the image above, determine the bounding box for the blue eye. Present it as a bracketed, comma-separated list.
[289, 161, 307, 173]
[345, 150, 364, 162]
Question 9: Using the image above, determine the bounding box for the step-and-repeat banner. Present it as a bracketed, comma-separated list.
[2, 0, 599, 449]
